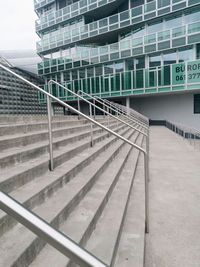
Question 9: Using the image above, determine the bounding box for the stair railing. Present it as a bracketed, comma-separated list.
[111, 101, 149, 125]
[48, 80, 148, 145]
[0, 191, 108, 267]
[77, 91, 148, 130]
[0, 64, 149, 250]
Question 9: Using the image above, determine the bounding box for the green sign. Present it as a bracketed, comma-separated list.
[172, 60, 200, 85]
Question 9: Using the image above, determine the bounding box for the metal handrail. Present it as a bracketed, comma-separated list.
[77, 91, 148, 130]
[111, 101, 149, 125]
[49, 81, 148, 138]
[0, 191, 108, 267]
[97, 97, 149, 128]
[0, 63, 149, 234]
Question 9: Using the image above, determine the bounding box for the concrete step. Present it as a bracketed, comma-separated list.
[0, 116, 107, 136]
[0, 128, 136, 267]
[114, 149, 145, 267]
[0, 119, 111, 151]
[0, 115, 79, 125]
[0, 126, 130, 237]
[84, 136, 144, 266]
[0, 122, 126, 193]
[29, 130, 142, 267]
[0, 120, 119, 169]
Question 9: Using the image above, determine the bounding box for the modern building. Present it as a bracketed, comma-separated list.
[35, 0, 200, 128]
[0, 54, 47, 115]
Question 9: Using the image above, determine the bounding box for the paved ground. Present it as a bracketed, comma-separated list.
[145, 126, 200, 267]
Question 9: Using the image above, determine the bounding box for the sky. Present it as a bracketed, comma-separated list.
[0, 0, 39, 51]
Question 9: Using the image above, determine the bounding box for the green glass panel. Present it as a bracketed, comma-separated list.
[95, 77, 100, 93]
[163, 65, 171, 85]
[111, 76, 115, 91]
[91, 78, 96, 94]
[136, 70, 144, 88]
[104, 77, 109, 92]
[124, 72, 131, 90]
[115, 74, 120, 91]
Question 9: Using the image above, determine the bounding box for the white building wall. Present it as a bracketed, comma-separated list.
[130, 93, 200, 130]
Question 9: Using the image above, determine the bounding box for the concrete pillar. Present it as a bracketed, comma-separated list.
[126, 96, 130, 115]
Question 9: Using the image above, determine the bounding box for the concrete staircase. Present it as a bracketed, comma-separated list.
[0, 115, 146, 267]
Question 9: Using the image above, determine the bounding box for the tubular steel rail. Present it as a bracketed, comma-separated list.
[48, 80, 148, 142]
[166, 120, 200, 149]
[0, 191, 108, 267]
[77, 91, 148, 130]
[0, 63, 150, 265]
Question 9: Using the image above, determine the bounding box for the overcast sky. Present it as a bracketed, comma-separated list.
[0, 0, 39, 51]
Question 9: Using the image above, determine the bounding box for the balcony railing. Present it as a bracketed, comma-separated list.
[38, 59, 200, 102]
[35, 0, 199, 33]
[37, 20, 200, 76]
[34, 0, 55, 10]
[36, 0, 116, 32]
[36, 0, 200, 53]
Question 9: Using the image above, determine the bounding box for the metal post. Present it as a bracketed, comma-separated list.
[47, 96, 54, 171]
[93, 98, 96, 119]
[47, 86, 54, 171]
[144, 152, 149, 234]
[103, 103, 106, 118]
[107, 106, 110, 137]
[78, 97, 81, 120]
[89, 104, 93, 147]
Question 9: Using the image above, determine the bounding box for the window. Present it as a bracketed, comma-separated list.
[194, 94, 200, 114]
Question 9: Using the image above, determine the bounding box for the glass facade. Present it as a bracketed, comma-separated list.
[35, 0, 200, 101]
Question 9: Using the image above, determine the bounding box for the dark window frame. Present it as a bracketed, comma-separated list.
[194, 94, 200, 114]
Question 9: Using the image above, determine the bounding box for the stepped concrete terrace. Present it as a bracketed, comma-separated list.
[0, 115, 147, 267]
[0, 116, 199, 267]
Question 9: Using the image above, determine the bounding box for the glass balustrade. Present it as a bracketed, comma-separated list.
[35, 0, 199, 34]
[34, 0, 55, 10]
[38, 59, 200, 102]
[36, 0, 200, 54]
[37, 20, 200, 74]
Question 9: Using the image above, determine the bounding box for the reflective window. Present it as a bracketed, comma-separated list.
[149, 55, 161, 67]
[147, 21, 164, 34]
[178, 48, 193, 62]
[87, 67, 94, 77]
[184, 11, 200, 24]
[115, 61, 124, 73]
[197, 44, 200, 59]
[79, 69, 86, 79]
[135, 56, 145, 69]
[126, 59, 134, 70]
[104, 63, 113, 75]
[163, 51, 177, 65]
[130, 0, 144, 8]
[95, 66, 103, 76]
[165, 16, 182, 30]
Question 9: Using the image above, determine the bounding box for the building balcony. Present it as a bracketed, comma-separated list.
[35, 0, 124, 33]
[37, 20, 200, 76]
[36, 0, 200, 54]
[36, 0, 199, 32]
[34, 0, 55, 11]
[38, 59, 200, 102]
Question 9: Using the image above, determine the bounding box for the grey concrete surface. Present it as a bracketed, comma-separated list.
[145, 126, 200, 267]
